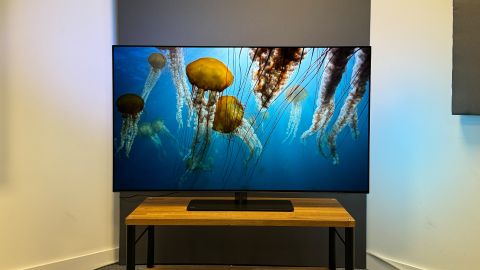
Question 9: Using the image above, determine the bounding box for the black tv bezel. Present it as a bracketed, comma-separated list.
[112, 45, 371, 194]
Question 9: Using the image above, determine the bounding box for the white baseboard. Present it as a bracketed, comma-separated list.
[367, 252, 424, 270]
[24, 248, 119, 270]
[21, 248, 424, 270]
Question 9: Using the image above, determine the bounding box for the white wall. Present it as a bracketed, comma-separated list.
[0, 1, 119, 269]
[369, 0, 480, 269]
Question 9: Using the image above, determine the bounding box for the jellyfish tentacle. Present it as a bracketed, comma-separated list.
[167, 48, 193, 128]
[283, 103, 303, 144]
[291, 104, 303, 143]
[189, 87, 207, 162]
[174, 72, 184, 128]
[150, 131, 167, 157]
[118, 114, 140, 158]
[282, 106, 295, 143]
[300, 48, 354, 154]
[283, 104, 296, 143]
[196, 91, 220, 162]
[150, 133, 162, 148]
[116, 116, 129, 154]
[162, 124, 182, 150]
[349, 111, 360, 139]
[326, 48, 370, 164]
[126, 116, 140, 157]
[283, 85, 307, 143]
[204, 91, 219, 143]
[315, 105, 336, 157]
[233, 118, 263, 163]
[142, 68, 161, 101]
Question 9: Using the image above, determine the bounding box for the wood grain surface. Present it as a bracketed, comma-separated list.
[126, 197, 355, 227]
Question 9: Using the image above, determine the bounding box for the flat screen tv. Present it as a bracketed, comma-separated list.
[113, 46, 370, 197]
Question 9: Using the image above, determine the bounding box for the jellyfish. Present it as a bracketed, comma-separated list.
[213, 96, 262, 163]
[247, 110, 269, 131]
[138, 118, 183, 156]
[138, 122, 163, 148]
[159, 47, 194, 128]
[185, 57, 234, 168]
[151, 118, 183, 153]
[300, 48, 355, 155]
[141, 53, 166, 102]
[116, 93, 145, 157]
[250, 48, 307, 109]
[151, 119, 169, 135]
[282, 85, 307, 143]
[327, 48, 371, 164]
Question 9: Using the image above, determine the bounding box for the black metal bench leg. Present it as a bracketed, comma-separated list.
[127, 225, 136, 270]
[147, 225, 155, 268]
[329, 227, 336, 270]
[345, 227, 354, 270]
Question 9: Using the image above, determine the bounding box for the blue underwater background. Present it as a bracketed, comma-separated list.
[113, 47, 369, 192]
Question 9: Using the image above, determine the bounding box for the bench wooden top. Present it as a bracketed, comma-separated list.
[126, 197, 355, 227]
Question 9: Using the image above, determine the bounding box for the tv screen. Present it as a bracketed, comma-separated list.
[113, 46, 370, 192]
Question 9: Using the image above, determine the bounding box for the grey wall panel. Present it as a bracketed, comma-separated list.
[117, 0, 370, 46]
[117, 0, 370, 268]
[453, 0, 480, 114]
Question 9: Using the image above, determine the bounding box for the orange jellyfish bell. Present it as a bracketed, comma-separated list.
[148, 53, 166, 70]
[116, 93, 144, 117]
[213, 96, 245, 133]
[186, 57, 234, 92]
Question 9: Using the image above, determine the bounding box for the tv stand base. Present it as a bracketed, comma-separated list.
[187, 199, 294, 211]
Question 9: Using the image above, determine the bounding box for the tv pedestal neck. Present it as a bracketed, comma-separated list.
[187, 192, 294, 212]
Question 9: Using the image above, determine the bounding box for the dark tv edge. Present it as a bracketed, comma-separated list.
[187, 192, 294, 212]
